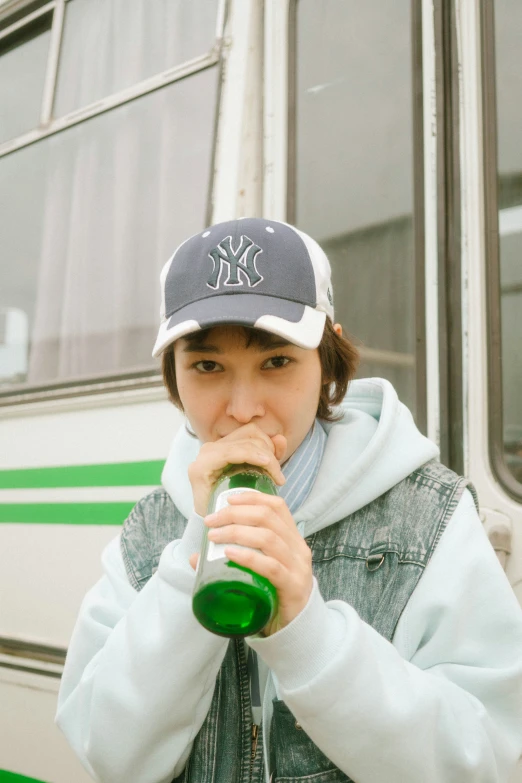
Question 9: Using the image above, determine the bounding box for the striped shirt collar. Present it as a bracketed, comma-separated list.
[278, 419, 327, 515]
[246, 418, 327, 722]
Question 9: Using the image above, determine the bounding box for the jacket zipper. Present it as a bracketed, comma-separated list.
[251, 723, 259, 777]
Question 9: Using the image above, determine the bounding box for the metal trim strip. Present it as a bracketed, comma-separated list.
[0, 0, 53, 40]
[0, 661, 61, 679]
[412, 0, 428, 436]
[39, 0, 64, 124]
[480, 0, 522, 502]
[434, 0, 464, 474]
[0, 370, 163, 409]
[0, 636, 65, 663]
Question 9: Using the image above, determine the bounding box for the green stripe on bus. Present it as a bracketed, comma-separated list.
[0, 503, 134, 525]
[0, 460, 164, 489]
[0, 772, 49, 783]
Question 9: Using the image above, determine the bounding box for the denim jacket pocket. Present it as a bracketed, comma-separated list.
[270, 700, 353, 783]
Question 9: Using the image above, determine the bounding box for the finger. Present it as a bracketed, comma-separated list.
[206, 501, 302, 547]
[191, 440, 274, 487]
[206, 497, 286, 527]
[214, 442, 286, 486]
[219, 423, 276, 452]
[189, 434, 286, 516]
[224, 493, 293, 524]
[208, 524, 295, 570]
[219, 425, 287, 468]
[200, 437, 273, 464]
[189, 552, 199, 571]
[225, 545, 314, 631]
[224, 546, 289, 591]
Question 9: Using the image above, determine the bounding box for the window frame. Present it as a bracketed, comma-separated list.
[412, 0, 427, 436]
[480, 0, 522, 501]
[0, 1, 56, 141]
[0, 0, 225, 158]
[0, 0, 227, 407]
[433, 0, 464, 473]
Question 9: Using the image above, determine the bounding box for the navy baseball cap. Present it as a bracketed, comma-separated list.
[152, 217, 335, 357]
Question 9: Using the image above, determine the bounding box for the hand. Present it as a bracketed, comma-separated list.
[190, 490, 314, 636]
[188, 423, 287, 516]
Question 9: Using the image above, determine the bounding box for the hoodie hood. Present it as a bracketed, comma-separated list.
[161, 378, 439, 535]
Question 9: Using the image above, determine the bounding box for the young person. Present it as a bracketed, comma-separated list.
[56, 217, 522, 783]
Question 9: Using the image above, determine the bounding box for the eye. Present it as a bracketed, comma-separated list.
[263, 355, 292, 369]
[193, 360, 222, 373]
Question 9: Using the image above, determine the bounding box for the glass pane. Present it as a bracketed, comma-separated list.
[0, 67, 218, 390]
[0, 15, 52, 144]
[294, 0, 415, 413]
[54, 0, 219, 117]
[495, 0, 522, 484]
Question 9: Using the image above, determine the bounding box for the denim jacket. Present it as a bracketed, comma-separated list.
[121, 459, 477, 783]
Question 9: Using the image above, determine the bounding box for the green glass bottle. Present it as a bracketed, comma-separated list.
[192, 464, 279, 637]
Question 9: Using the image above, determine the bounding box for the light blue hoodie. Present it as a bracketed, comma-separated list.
[56, 379, 522, 783]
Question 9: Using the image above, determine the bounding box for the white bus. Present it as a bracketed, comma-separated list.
[0, 1, 521, 781]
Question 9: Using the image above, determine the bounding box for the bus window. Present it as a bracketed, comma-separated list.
[493, 0, 522, 490]
[0, 10, 52, 144]
[0, 0, 220, 397]
[291, 1, 417, 416]
[54, 0, 218, 118]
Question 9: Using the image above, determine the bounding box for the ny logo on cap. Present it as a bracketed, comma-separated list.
[207, 235, 263, 289]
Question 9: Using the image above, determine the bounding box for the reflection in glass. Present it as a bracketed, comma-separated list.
[0, 308, 28, 384]
[294, 0, 415, 413]
[0, 15, 52, 144]
[0, 68, 218, 389]
[54, 0, 219, 117]
[495, 0, 522, 483]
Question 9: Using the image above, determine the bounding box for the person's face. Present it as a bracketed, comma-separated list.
[173, 326, 323, 461]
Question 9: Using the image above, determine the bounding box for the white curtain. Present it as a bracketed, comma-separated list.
[53, 0, 217, 117]
[27, 0, 218, 384]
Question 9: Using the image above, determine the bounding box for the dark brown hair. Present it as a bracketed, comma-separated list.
[161, 319, 359, 423]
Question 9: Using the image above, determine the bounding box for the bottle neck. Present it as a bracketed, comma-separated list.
[220, 463, 269, 480]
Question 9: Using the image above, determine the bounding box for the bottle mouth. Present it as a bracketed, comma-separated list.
[220, 463, 270, 476]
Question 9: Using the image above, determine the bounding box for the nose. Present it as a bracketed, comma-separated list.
[225, 381, 265, 423]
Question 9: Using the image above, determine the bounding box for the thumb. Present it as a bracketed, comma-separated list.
[189, 552, 199, 571]
[271, 433, 288, 463]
